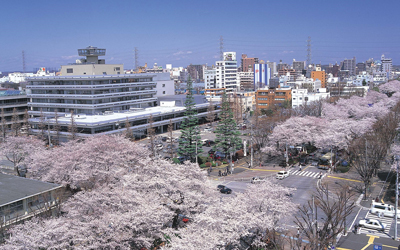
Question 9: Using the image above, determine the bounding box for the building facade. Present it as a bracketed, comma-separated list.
[311, 70, 327, 88]
[291, 88, 330, 108]
[255, 87, 292, 110]
[214, 52, 239, 92]
[241, 54, 259, 72]
[0, 90, 28, 129]
[254, 64, 270, 89]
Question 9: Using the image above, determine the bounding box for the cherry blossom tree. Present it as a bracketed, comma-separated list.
[165, 181, 296, 250]
[2, 135, 216, 249]
[0, 136, 43, 176]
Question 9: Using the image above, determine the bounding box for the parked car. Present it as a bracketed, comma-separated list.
[208, 149, 216, 155]
[214, 152, 226, 160]
[155, 144, 163, 150]
[204, 127, 212, 132]
[359, 219, 387, 231]
[161, 137, 167, 142]
[220, 187, 232, 194]
[276, 171, 289, 179]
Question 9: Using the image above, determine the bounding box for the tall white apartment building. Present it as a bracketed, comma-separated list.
[204, 69, 216, 89]
[381, 54, 392, 78]
[214, 52, 239, 93]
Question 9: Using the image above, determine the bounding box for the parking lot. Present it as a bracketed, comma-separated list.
[138, 122, 251, 161]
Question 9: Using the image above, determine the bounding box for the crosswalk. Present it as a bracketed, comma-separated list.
[358, 212, 394, 238]
[288, 170, 327, 179]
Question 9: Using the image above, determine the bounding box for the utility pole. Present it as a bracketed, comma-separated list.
[250, 121, 253, 168]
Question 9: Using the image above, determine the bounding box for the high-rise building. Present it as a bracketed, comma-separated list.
[266, 61, 277, 76]
[340, 57, 356, 76]
[237, 71, 254, 91]
[187, 64, 204, 82]
[381, 54, 392, 77]
[241, 54, 259, 72]
[292, 59, 306, 76]
[254, 64, 270, 89]
[214, 52, 239, 93]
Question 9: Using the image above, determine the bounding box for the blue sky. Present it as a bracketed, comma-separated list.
[1, 0, 399, 72]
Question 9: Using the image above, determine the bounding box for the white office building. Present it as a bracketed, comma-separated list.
[27, 46, 219, 141]
[292, 88, 330, 108]
[214, 52, 239, 92]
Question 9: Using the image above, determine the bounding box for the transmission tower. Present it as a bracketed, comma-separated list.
[219, 36, 224, 61]
[134, 47, 139, 72]
[22, 50, 26, 73]
[306, 36, 312, 67]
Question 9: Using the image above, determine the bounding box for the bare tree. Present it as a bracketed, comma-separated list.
[68, 110, 77, 140]
[10, 108, 20, 136]
[147, 114, 156, 156]
[206, 99, 215, 127]
[124, 117, 133, 141]
[1, 108, 7, 141]
[53, 109, 61, 145]
[22, 109, 30, 136]
[38, 108, 46, 140]
[295, 183, 355, 249]
[168, 119, 174, 158]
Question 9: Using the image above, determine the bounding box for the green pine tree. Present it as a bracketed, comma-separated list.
[214, 92, 242, 160]
[177, 77, 202, 163]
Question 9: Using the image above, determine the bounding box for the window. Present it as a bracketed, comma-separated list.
[300, 97, 302, 100]
[67, 68, 73, 73]
[114, 67, 120, 71]
[162, 84, 165, 87]
[305, 97, 309, 101]
[163, 91, 166, 94]
[103, 72, 107, 75]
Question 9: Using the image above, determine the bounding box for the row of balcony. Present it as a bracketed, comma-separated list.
[28, 90, 156, 100]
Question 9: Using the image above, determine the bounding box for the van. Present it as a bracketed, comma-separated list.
[370, 201, 400, 218]
[201, 139, 208, 146]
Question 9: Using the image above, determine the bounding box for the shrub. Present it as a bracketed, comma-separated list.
[200, 163, 207, 168]
[205, 162, 212, 167]
[336, 166, 350, 173]
[235, 150, 244, 159]
[172, 158, 180, 164]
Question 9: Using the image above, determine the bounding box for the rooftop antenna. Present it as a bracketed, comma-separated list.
[22, 50, 26, 73]
[306, 36, 312, 67]
[219, 36, 224, 61]
[134, 47, 139, 72]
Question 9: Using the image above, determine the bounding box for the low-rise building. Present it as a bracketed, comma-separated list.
[291, 88, 330, 108]
[256, 87, 292, 110]
[0, 90, 28, 129]
[0, 173, 62, 227]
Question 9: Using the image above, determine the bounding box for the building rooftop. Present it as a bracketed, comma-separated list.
[0, 90, 25, 96]
[0, 173, 61, 206]
[26, 73, 156, 81]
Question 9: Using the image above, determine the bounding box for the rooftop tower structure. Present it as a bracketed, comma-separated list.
[77, 46, 106, 64]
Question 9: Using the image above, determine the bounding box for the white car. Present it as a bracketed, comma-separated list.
[276, 171, 289, 179]
[359, 218, 387, 231]
[204, 127, 212, 132]
[155, 144, 163, 150]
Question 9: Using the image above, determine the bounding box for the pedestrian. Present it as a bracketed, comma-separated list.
[299, 166, 302, 171]
[375, 196, 379, 202]
[218, 170, 221, 176]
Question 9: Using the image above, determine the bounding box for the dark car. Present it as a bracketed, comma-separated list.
[217, 184, 225, 190]
[220, 187, 232, 194]
[214, 151, 226, 160]
[161, 137, 167, 142]
[208, 149, 216, 155]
